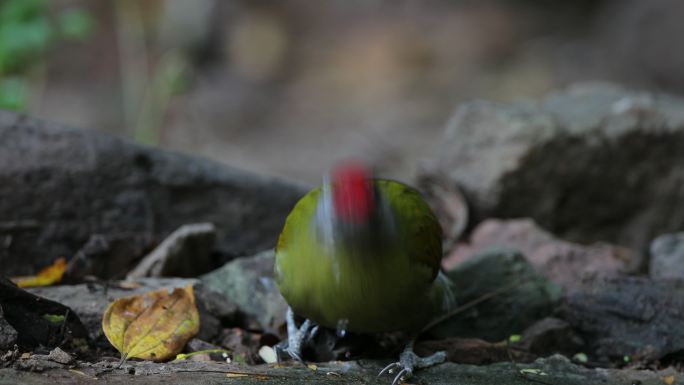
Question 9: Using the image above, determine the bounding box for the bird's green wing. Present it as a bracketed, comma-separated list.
[376, 179, 443, 281]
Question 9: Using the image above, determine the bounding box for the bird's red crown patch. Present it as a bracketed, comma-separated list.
[331, 162, 375, 223]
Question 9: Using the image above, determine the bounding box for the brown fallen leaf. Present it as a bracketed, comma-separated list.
[11, 258, 67, 288]
[102, 285, 200, 362]
[663, 375, 675, 385]
[226, 373, 249, 378]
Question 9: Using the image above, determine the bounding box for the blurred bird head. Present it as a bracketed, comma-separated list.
[331, 161, 375, 225]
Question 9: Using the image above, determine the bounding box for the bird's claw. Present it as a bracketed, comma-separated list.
[392, 368, 412, 385]
[379, 362, 412, 385]
[378, 345, 446, 384]
[377, 362, 399, 377]
[277, 307, 318, 363]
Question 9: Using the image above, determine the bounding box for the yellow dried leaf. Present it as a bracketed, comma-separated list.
[102, 285, 200, 362]
[12, 258, 67, 288]
[663, 375, 675, 385]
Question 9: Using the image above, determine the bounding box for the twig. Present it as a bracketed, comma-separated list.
[58, 309, 70, 346]
[420, 279, 525, 336]
[93, 353, 128, 378]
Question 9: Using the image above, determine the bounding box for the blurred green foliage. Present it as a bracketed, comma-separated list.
[0, 0, 95, 111]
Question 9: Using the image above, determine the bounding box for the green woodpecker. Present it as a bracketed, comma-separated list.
[275, 162, 452, 384]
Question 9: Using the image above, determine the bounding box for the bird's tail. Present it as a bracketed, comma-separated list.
[435, 271, 456, 312]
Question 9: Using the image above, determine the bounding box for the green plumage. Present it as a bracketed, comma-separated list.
[275, 179, 449, 334]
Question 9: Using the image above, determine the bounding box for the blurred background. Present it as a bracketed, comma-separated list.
[2, 0, 683, 184]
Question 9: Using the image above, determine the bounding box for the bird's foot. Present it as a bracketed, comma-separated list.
[276, 307, 318, 363]
[378, 343, 446, 385]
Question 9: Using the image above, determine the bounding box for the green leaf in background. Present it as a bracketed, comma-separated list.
[0, 0, 46, 23]
[0, 18, 52, 72]
[0, 77, 28, 111]
[0, 0, 53, 74]
[0, 0, 94, 112]
[57, 9, 96, 41]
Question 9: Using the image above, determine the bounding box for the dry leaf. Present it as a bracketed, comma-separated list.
[226, 373, 249, 378]
[11, 258, 67, 288]
[663, 375, 675, 385]
[102, 285, 200, 362]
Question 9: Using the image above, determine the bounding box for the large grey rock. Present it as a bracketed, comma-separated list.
[0, 111, 307, 277]
[443, 219, 633, 290]
[66, 233, 151, 281]
[431, 249, 562, 342]
[0, 305, 18, 351]
[649, 232, 684, 280]
[0, 277, 88, 349]
[436, 83, 684, 255]
[127, 223, 217, 279]
[560, 276, 684, 361]
[26, 278, 235, 343]
[201, 250, 287, 333]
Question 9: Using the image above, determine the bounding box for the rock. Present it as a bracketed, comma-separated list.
[443, 219, 633, 290]
[0, 277, 88, 349]
[66, 233, 152, 281]
[421, 318, 583, 364]
[27, 278, 196, 343]
[0, 348, 18, 364]
[11, 355, 67, 372]
[201, 250, 287, 333]
[127, 223, 217, 279]
[0, 111, 307, 277]
[416, 337, 534, 365]
[429, 249, 561, 342]
[193, 284, 240, 341]
[217, 328, 262, 364]
[0, 305, 18, 351]
[560, 276, 684, 361]
[435, 83, 684, 255]
[24, 278, 237, 345]
[3, 354, 680, 385]
[649, 232, 684, 280]
[183, 339, 227, 362]
[516, 317, 584, 357]
[185, 338, 223, 353]
[46, 348, 73, 365]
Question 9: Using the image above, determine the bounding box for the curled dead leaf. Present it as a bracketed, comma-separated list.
[11, 258, 67, 288]
[102, 285, 200, 362]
